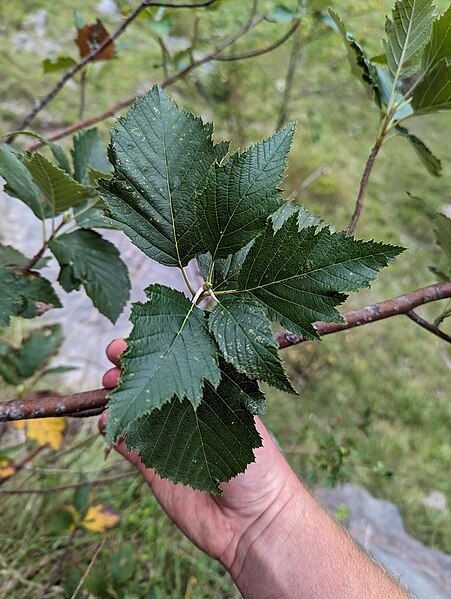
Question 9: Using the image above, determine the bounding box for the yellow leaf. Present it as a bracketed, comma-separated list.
[12, 418, 66, 450]
[82, 504, 120, 532]
[0, 458, 16, 480]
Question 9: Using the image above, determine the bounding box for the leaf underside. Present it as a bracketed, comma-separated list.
[384, 0, 435, 79]
[106, 285, 220, 442]
[238, 217, 404, 339]
[125, 362, 263, 494]
[49, 230, 130, 323]
[395, 125, 442, 176]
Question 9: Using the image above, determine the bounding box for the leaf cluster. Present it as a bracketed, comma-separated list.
[328, 2, 451, 176]
[101, 85, 403, 493]
[0, 128, 130, 325]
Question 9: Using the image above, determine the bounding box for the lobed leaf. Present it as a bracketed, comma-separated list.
[238, 217, 404, 339]
[196, 124, 295, 260]
[270, 201, 327, 232]
[125, 362, 263, 493]
[209, 294, 295, 394]
[106, 284, 220, 442]
[384, 0, 435, 80]
[99, 85, 219, 267]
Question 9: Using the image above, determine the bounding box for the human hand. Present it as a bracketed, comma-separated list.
[101, 338, 302, 573]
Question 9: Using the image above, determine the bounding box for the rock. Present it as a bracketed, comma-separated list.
[422, 491, 448, 513]
[317, 484, 451, 599]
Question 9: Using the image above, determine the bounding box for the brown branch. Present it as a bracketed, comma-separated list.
[212, 19, 300, 62]
[0, 472, 133, 495]
[7, 0, 218, 141]
[1, 282, 450, 422]
[0, 389, 108, 422]
[346, 111, 394, 236]
[275, 281, 451, 348]
[25, 4, 265, 151]
[406, 310, 451, 343]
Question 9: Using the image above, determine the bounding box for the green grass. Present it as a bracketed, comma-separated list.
[0, 0, 450, 597]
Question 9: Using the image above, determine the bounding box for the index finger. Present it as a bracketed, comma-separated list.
[106, 338, 128, 366]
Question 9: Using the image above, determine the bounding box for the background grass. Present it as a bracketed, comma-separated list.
[0, 0, 450, 596]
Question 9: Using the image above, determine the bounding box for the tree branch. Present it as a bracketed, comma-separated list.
[7, 0, 218, 141]
[1, 282, 450, 422]
[24, 4, 267, 151]
[346, 110, 394, 236]
[406, 310, 451, 343]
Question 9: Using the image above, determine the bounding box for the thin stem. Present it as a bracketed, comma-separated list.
[24, 3, 266, 151]
[1, 281, 450, 422]
[406, 310, 451, 343]
[21, 219, 66, 272]
[181, 267, 196, 296]
[346, 110, 395, 236]
[78, 68, 87, 121]
[7, 0, 218, 141]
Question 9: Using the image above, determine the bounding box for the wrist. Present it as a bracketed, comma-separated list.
[225, 474, 305, 595]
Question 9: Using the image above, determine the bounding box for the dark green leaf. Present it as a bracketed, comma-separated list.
[43, 56, 77, 73]
[7, 131, 72, 174]
[10, 325, 63, 381]
[271, 201, 327, 232]
[196, 124, 295, 260]
[412, 57, 451, 113]
[209, 294, 295, 393]
[198, 241, 253, 292]
[47, 507, 75, 534]
[0, 145, 44, 219]
[0, 341, 20, 385]
[125, 363, 262, 493]
[434, 212, 451, 270]
[71, 128, 112, 185]
[214, 140, 230, 163]
[0, 244, 28, 269]
[395, 125, 442, 176]
[99, 85, 218, 267]
[384, 0, 434, 79]
[106, 285, 220, 442]
[238, 217, 404, 339]
[0, 268, 61, 327]
[22, 152, 95, 213]
[49, 230, 130, 323]
[421, 5, 451, 73]
[328, 10, 382, 106]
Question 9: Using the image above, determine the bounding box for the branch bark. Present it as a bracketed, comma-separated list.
[1, 282, 450, 422]
[24, 6, 296, 151]
[8, 0, 218, 141]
